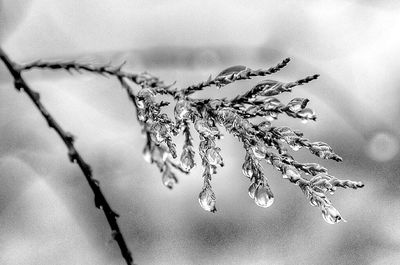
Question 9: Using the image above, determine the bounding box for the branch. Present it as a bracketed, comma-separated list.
[182, 57, 291, 95]
[0, 47, 134, 265]
[18, 60, 175, 96]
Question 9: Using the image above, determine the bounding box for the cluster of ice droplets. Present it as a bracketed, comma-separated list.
[248, 182, 274, 208]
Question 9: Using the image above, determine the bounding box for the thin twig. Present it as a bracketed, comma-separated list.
[0, 47, 134, 265]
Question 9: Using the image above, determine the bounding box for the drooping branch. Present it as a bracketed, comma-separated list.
[0, 47, 134, 265]
[4, 49, 365, 229]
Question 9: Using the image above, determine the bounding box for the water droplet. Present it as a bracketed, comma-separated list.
[297, 108, 316, 121]
[289, 143, 301, 151]
[137, 110, 146, 121]
[174, 99, 192, 121]
[162, 167, 177, 189]
[282, 165, 301, 181]
[142, 145, 152, 163]
[251, 143, 267, 159]
[254, 185, 274, 208]
[264, 97, 281, 110]
[242, 158, 254, 178]
[206, 147, 223, 166]
[248, 182, 259, 199]
[195, 119, 219, 137]
[321, 205, 343, 224]
[198, 186, 217, 213]
[253, 80, 283, 96]
[287, 98, 309, 113]
[180, 147, 195, 172]
[265, 112, 278, 121]
[216, 65, 247, 77]
[257, 121, 271, 131]
[136, 88, 155, 109]
[150, 123, 169, 144]
[309, 198, 318, 207]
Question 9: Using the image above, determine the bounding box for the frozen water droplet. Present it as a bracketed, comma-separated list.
[264, 97, 281, 110]
[198, 186, 217, 213]
[287, 98, 309, 113]
[251, 143, 267, 159]
[142, 145, 152, 163]
[248, 182, 258, 199]
[254, 185, 274, 208]
[309, 198, 318, 207]
[297, 108, 316, 121]
[242, 158, 254, 178]
[174, 99, 191, 121]
[180, 147, 195, 172]
[206, 147, 223, 166]
[195, 119, 219, 137]
[265, 112, 278, 121]
[162, 167, 177, 189]
[136, 88, 155, 109]
[321, 205, 343, 224]
[282, 165, 301, 181]
[289, 143, 301, 151]
[257, 121, 271, 131]
[137, 110, 146, 121]
[150, 123, 169, 144]
[217, 65, 247, 77]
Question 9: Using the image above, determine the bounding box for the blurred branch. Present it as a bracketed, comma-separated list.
[0, 47, 134, 265]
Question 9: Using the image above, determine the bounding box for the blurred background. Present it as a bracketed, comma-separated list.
[1, 0, 400, 264]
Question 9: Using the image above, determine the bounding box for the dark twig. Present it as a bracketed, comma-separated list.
[0, 47, 134, 265]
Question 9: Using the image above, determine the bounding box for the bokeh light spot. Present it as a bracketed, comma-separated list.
[367, 132, 399, 162]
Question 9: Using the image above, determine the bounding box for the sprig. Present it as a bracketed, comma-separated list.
[1, 48, 365, 264]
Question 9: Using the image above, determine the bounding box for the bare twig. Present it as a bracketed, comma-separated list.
[0, 47, 134, 265]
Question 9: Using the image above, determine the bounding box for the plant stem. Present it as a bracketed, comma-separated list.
[0, 47, 134, 265]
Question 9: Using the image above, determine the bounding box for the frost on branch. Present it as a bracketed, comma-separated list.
[18, 57, 364, 224]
